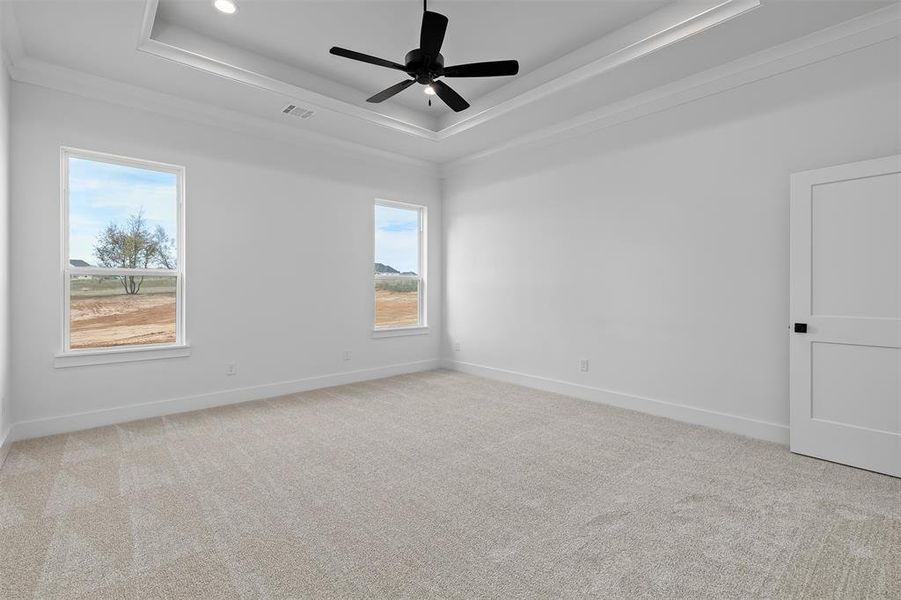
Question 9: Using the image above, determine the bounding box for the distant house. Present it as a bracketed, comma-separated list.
[69, 259, 92, 279]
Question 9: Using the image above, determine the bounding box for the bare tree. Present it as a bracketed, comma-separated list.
[93, 209, 174, 295]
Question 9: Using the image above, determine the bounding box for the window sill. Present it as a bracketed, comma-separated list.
[54, 344, 191, 368]
[371, 326, 430, 339]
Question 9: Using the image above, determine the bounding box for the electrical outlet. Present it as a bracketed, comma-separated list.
[453, 342, 461, 352]
[226, 362, 237, 376]
[342, 350, 352, 361]
[579, 359, 589, 373]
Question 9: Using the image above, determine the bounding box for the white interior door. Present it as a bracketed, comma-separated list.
[790, 155, 901, 478]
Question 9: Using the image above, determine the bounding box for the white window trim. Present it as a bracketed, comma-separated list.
[54, 344, 192, 369]
[372, 199, 428, 335]
[57, 147, 189, 367]
[371, 326, 431, 339]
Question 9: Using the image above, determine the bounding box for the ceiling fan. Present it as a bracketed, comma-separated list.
[329, 0, 519, 112]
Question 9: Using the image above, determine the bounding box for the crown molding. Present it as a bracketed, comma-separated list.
[4, 2, 897, 170]
[435, 0, 760, 138]
[137, 0, 759, 142]
[7, 55, 439, 172]
[138, 0, 439, 141]
[442, 3, 901, 175]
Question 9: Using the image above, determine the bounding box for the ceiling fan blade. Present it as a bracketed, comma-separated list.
[431, 80, 470, 112]
[330, 47, 407, 72]
[367, 79, 416, 103]
[442, 60, 520, 78]
[420, 11, 448, 57]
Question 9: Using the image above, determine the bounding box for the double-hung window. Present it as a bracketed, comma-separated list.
[374, 200, 426, 331]
[61, 148, 185, 355]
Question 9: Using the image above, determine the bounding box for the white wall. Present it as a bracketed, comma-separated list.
[5, 28, 899, 446]
[442, 39, 901, 442]
[10, 83, 441, 437]
[0, 25, 10, 451]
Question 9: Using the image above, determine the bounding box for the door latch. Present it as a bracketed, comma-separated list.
[794, 323, 808, 333]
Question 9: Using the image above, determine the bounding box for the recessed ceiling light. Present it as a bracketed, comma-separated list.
[213, 0, 238, 15]
[424, 85, 436, 96]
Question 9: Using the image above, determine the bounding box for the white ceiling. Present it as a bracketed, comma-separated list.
[6, 0, 898, 165]
[155, 0, 669, 116]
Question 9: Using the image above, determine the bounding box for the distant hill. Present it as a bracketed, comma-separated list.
[375, 263, 400, 274]
[374, 263, 417, 276]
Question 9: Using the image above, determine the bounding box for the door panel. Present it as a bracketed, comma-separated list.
[811, 342, 901, 435]
[811, 173, 901, 319]
[790, 155, 901, 477]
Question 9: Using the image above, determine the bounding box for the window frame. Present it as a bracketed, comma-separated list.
[58, 147, 187, 362]
[372, 199, 428, 335]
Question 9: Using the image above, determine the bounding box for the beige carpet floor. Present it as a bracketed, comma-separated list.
[0, 370, 898, 599]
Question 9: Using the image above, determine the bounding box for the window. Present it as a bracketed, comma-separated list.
[61, 148, 184, 354]
[374, 200, 425, 330]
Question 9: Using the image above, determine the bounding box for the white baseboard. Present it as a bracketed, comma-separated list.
[9, 359, 441, 442]
[0, 426, 11, 469]
[6, 357, 789, 447]
[443, 359, 789, 445]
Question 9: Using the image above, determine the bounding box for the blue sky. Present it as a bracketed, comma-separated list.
[375, 205, 419, 274]
[68, 157, 178, 265]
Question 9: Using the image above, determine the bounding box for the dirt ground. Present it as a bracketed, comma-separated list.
[70, 289, 414, 349]
[70, 293, 176, 349]
[375, 289, 419, 327]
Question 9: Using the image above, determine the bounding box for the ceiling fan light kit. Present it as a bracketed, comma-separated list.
[329, 0, 519, 112]
[212, 0, 238, 15]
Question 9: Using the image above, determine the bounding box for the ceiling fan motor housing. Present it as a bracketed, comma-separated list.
[329, 8, 518, 111]
[405, 49, 444, 83]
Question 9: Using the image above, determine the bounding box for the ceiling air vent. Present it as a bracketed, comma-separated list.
[281, 104, 314, 119]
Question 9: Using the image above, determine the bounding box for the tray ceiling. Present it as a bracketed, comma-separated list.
[155, 0, 669, 117]
[5, 0, 897, 164]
